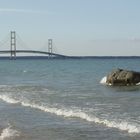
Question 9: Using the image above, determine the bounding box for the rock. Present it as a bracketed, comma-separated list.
[106, 69, 140, 86]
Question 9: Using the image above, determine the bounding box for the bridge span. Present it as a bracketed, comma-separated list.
[0, 31, 68, 59]
[0, 50, 68, 58]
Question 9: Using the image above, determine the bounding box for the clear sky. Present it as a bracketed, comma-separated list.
[0, 0, 140, 56]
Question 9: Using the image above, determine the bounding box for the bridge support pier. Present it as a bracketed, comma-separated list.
[10, 31, 16, 59]
[48, 39, 53, 58]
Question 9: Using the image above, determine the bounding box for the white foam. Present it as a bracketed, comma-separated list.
[0, 95, 19, 104]
[100, 76, 113, 85]
[136, 82, 140, 86]
[18, 103, 140, 133]
[0, 95, 140, 134]
[0, 126, 20, 140]
[100, 76, 107, 85]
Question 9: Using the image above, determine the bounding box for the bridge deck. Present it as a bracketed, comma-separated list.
[0, 50, 67, 57]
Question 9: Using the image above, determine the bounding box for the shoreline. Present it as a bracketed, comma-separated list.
[0, 56, 140, 60]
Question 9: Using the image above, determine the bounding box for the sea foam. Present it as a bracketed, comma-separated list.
[0, 95, 19, 104]
[100, 76, 107, 85]
[100, 76, 113, 85]
[0, 125, 20, 140]
[0, 95, 140, 134]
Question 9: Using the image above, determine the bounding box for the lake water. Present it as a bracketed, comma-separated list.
[0, 58, 140, 140]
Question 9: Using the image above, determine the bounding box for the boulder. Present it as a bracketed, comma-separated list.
[106, 69, 140, 86]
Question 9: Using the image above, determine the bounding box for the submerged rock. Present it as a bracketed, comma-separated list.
[106, 69, 140, 86]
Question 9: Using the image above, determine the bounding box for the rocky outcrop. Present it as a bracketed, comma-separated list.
[106, 69, 140, 86]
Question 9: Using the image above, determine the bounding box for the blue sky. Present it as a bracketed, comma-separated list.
[0, 0, 140, 56]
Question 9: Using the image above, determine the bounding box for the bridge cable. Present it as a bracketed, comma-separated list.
[0, 33, 10, 50]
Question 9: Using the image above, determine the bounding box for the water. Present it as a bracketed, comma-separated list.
[0, 58, 140, 140]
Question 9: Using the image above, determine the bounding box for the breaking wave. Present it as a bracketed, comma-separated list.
[100, 76, 107, 85]
[0, 95, 140, 134]
[0, 125, 20, 140]
[0, 95, 19, 104]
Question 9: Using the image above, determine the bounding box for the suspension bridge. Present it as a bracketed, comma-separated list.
[0, 31, 68, 59]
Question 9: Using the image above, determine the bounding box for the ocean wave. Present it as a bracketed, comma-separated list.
[0, 95, 19, 104]
[0, 125, 20, 140]
[0, 95, 140, 134]
[0, 85, 11, 88]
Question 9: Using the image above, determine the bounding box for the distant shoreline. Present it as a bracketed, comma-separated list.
[0, 56, 140, 60]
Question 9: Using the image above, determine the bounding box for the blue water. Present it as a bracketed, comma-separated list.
[0, 58, 140, 140]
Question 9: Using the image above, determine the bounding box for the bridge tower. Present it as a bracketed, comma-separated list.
[48, 39, 53, 58]
[10, 31, 16, 59]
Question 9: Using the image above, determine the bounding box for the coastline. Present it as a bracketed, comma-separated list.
[0, 56, 140, 60]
